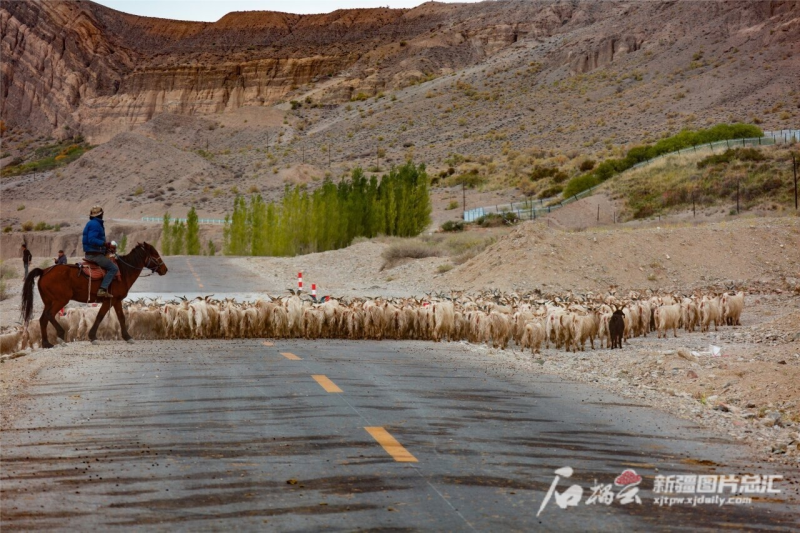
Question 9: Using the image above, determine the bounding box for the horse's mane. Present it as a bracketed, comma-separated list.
[119, 242, 148, 267]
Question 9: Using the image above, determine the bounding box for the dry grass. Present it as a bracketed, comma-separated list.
[381, 241, 444, 270]
[380, 231, 497, 270]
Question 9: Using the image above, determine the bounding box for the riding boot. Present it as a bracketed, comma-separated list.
[97, 288, 113, 298]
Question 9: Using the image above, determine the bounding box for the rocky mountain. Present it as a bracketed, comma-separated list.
[5, 0, 795, 144]
[1, 0, 798, 228]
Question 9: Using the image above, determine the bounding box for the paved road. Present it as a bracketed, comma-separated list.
[1, 340, 796, 531]
[129, 255, 265, 301]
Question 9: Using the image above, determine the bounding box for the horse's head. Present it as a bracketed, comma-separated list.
[138, 241, 168, 276]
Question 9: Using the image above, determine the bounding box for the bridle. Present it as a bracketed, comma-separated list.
[116, 247, 165, 274]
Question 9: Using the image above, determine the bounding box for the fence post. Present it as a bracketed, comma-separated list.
[597, 204, 600, 222]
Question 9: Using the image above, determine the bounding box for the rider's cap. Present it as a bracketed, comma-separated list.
[90, 206, 104, 217]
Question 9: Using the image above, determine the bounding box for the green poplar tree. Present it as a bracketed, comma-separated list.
[186, 207, 201, 255]
[161, 213, 172, 255]
[172, 220, 186, 255]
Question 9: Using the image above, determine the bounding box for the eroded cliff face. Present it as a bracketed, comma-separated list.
[2, 0, 594, 141]
[1, 0, 796, 143]
[0, 0, 133, 138]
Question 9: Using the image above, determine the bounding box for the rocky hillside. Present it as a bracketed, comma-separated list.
[3, 0, 798, 145]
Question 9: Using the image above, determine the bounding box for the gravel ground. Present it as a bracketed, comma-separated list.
[465, 292, 800, 467]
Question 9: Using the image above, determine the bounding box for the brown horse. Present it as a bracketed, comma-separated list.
[21, 242, 168, 348]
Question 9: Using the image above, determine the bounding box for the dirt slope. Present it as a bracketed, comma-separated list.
[445, 216, 800, 293]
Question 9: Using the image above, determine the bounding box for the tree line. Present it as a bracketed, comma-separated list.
[161, 207, 205, 256]
[223, 162, 431, 256]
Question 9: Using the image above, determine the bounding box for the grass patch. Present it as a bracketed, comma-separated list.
[0, 261, 18, 280]
[562, 123, 763, 197]
[436, 263, 454, 274]
[1, 138, 92, 177]
[612, 145, 795, 220]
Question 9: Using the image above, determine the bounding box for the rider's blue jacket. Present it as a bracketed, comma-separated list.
[82, 217, 106, 254]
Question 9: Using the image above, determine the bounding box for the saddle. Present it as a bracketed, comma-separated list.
[78, 257, 122, 282]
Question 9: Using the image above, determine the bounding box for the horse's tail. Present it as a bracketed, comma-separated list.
[21, 268, 44, 325]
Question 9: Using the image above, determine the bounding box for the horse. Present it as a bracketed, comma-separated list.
[20, 242, 168, 348]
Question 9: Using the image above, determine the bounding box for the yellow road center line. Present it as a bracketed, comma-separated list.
[311, 375, 343, 393]
[364, 427, 418, 463]
[280, 352, 301, 360]
[262, 341, 274, 346]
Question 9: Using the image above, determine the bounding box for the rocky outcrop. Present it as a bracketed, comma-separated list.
[569, 35, 643, 74]
[0, 0, 133, 138]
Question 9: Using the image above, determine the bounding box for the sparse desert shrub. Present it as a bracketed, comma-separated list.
[538, 184, 566, 199]
[697, 150, 736, 168]
[563, 172, 601, 198]
[381, 241, 443, 270]
[0, 261, 17, 280]
[530, 165, 568, 183]
[16, 204, 24, 211]
[474, 212, 518, 227]
[634, 204, 657, 219]
[579, 159, 596, 172]
[436, 264, 453, 273]
[440, 220, 464, 232]
[21, 221, 34, 232]
[446, 200, 459, 210]
[3, 226, 12, 233]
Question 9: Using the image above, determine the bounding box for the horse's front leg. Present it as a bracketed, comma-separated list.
[113, 299, 133, 343]
[88, 300, 112, 345]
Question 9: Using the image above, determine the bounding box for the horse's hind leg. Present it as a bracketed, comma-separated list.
[88, 300, 112, 344]
[39, 310, 53, 349]
[47, 300, 69, 345]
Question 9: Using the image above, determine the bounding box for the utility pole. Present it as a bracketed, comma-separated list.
[794, 152, 798, 210]
[462, 182, 466, 213]
[736, 179, 740, 214]
[596, 203, 600, 222]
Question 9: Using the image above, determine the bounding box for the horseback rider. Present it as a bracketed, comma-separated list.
[82, 206, 118, 298]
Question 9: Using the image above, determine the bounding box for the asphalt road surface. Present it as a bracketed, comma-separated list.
[1, 339, 797, 531]
[128, 255, 265, 301]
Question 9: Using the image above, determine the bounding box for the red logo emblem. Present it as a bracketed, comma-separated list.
[614, 469, 642, 486]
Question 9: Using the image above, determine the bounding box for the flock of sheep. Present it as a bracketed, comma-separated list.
[1, 290, 745, 355]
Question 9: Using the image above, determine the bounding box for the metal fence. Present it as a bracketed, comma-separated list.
[141, 216, 226, 225]
[464, 131, 799, 222]
[628, 133, 798, 170]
